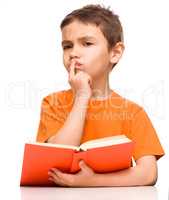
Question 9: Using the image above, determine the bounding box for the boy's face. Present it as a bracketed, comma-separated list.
[61, 20, 116, 80]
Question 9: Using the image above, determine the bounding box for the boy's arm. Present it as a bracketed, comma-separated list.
[48, 155, 157, 187]
[47, 59, 92, 146]
[93, 155, 157, 186]
[47, 97, 89, 146]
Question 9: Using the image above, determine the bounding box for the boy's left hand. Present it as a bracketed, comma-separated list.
[48, 160, 97, 187]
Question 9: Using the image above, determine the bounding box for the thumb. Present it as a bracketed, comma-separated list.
[79, 160, 91, 172]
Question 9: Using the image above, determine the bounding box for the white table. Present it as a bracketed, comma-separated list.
[20, 186, 158, 200]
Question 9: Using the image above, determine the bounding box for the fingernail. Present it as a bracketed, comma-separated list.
[51, 168, 57, 172]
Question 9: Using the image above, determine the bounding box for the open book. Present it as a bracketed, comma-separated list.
[20, 135, 134, 186]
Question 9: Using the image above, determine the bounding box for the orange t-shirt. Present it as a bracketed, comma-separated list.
[36, 88, 165, 161]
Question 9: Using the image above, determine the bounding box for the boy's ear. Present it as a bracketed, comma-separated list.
[109, 42, 125, 65]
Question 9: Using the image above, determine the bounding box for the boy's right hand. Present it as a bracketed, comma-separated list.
[68, 60, 93, 100]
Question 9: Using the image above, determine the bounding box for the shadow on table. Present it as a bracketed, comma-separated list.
[20, 186, 158, 200]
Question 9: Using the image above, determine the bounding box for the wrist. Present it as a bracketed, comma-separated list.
[90, 173, 102, 187]
[74, 94, 90, 105]
[75, 89, 91, 99]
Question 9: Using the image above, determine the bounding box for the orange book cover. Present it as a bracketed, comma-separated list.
[20, 135, 134, 186]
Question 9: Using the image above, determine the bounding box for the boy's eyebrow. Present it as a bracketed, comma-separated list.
[61, 36, 96, 46]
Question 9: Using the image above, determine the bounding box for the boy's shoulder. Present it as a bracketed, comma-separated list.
[112, 90, 144, 116]
[43, 88, 72, 99]
[41, 88, 73, 106]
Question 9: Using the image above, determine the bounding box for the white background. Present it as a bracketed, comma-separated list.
[0, 0, 168, 199]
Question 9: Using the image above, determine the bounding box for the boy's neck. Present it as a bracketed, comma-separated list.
[90, 77, 112, 100]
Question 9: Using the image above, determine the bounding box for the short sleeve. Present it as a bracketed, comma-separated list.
[130, 108, 165, 161]
[36, 93, 67, 143]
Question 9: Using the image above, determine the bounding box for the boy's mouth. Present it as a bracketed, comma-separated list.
[68, 61, 83, 72]
[75, 61, 82, 67]
[74, 62, 83, 70]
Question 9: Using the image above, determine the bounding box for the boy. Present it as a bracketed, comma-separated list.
[36, 4, 164, 187]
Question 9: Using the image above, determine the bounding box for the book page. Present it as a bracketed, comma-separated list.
[27, 141, 80, 151]
[80, 135, 131, 151]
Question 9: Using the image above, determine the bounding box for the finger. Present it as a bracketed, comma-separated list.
[48, 171, 68, 186]
[69, 60, 76, 80]
[79, 160, 92, 172]
[48, 176, 68, 187]
[49, 169, 73, 186]
[87, 76, 93, 88]
[49, 168, 65, 179]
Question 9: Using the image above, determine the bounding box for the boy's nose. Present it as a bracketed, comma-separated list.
[70, 54, 79, 61]
[69, 46, 81, 59]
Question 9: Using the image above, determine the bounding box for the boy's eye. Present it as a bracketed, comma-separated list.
[84, 42, 93, 46]
[62, 42, 93, 50]
[63, 45, 72, 50]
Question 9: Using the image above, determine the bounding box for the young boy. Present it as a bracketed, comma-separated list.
[36, 4, 165, 187]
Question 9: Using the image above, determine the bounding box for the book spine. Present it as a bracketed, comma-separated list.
[70, 150, 87, 173]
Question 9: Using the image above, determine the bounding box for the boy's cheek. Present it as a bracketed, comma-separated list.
[64, 63, 69, 72]
[63, 56, 68, 67]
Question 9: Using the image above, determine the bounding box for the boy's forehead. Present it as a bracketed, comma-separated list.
[61, 20, 103, 41]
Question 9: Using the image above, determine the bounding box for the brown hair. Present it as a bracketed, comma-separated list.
[60, 4, 124, 51]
